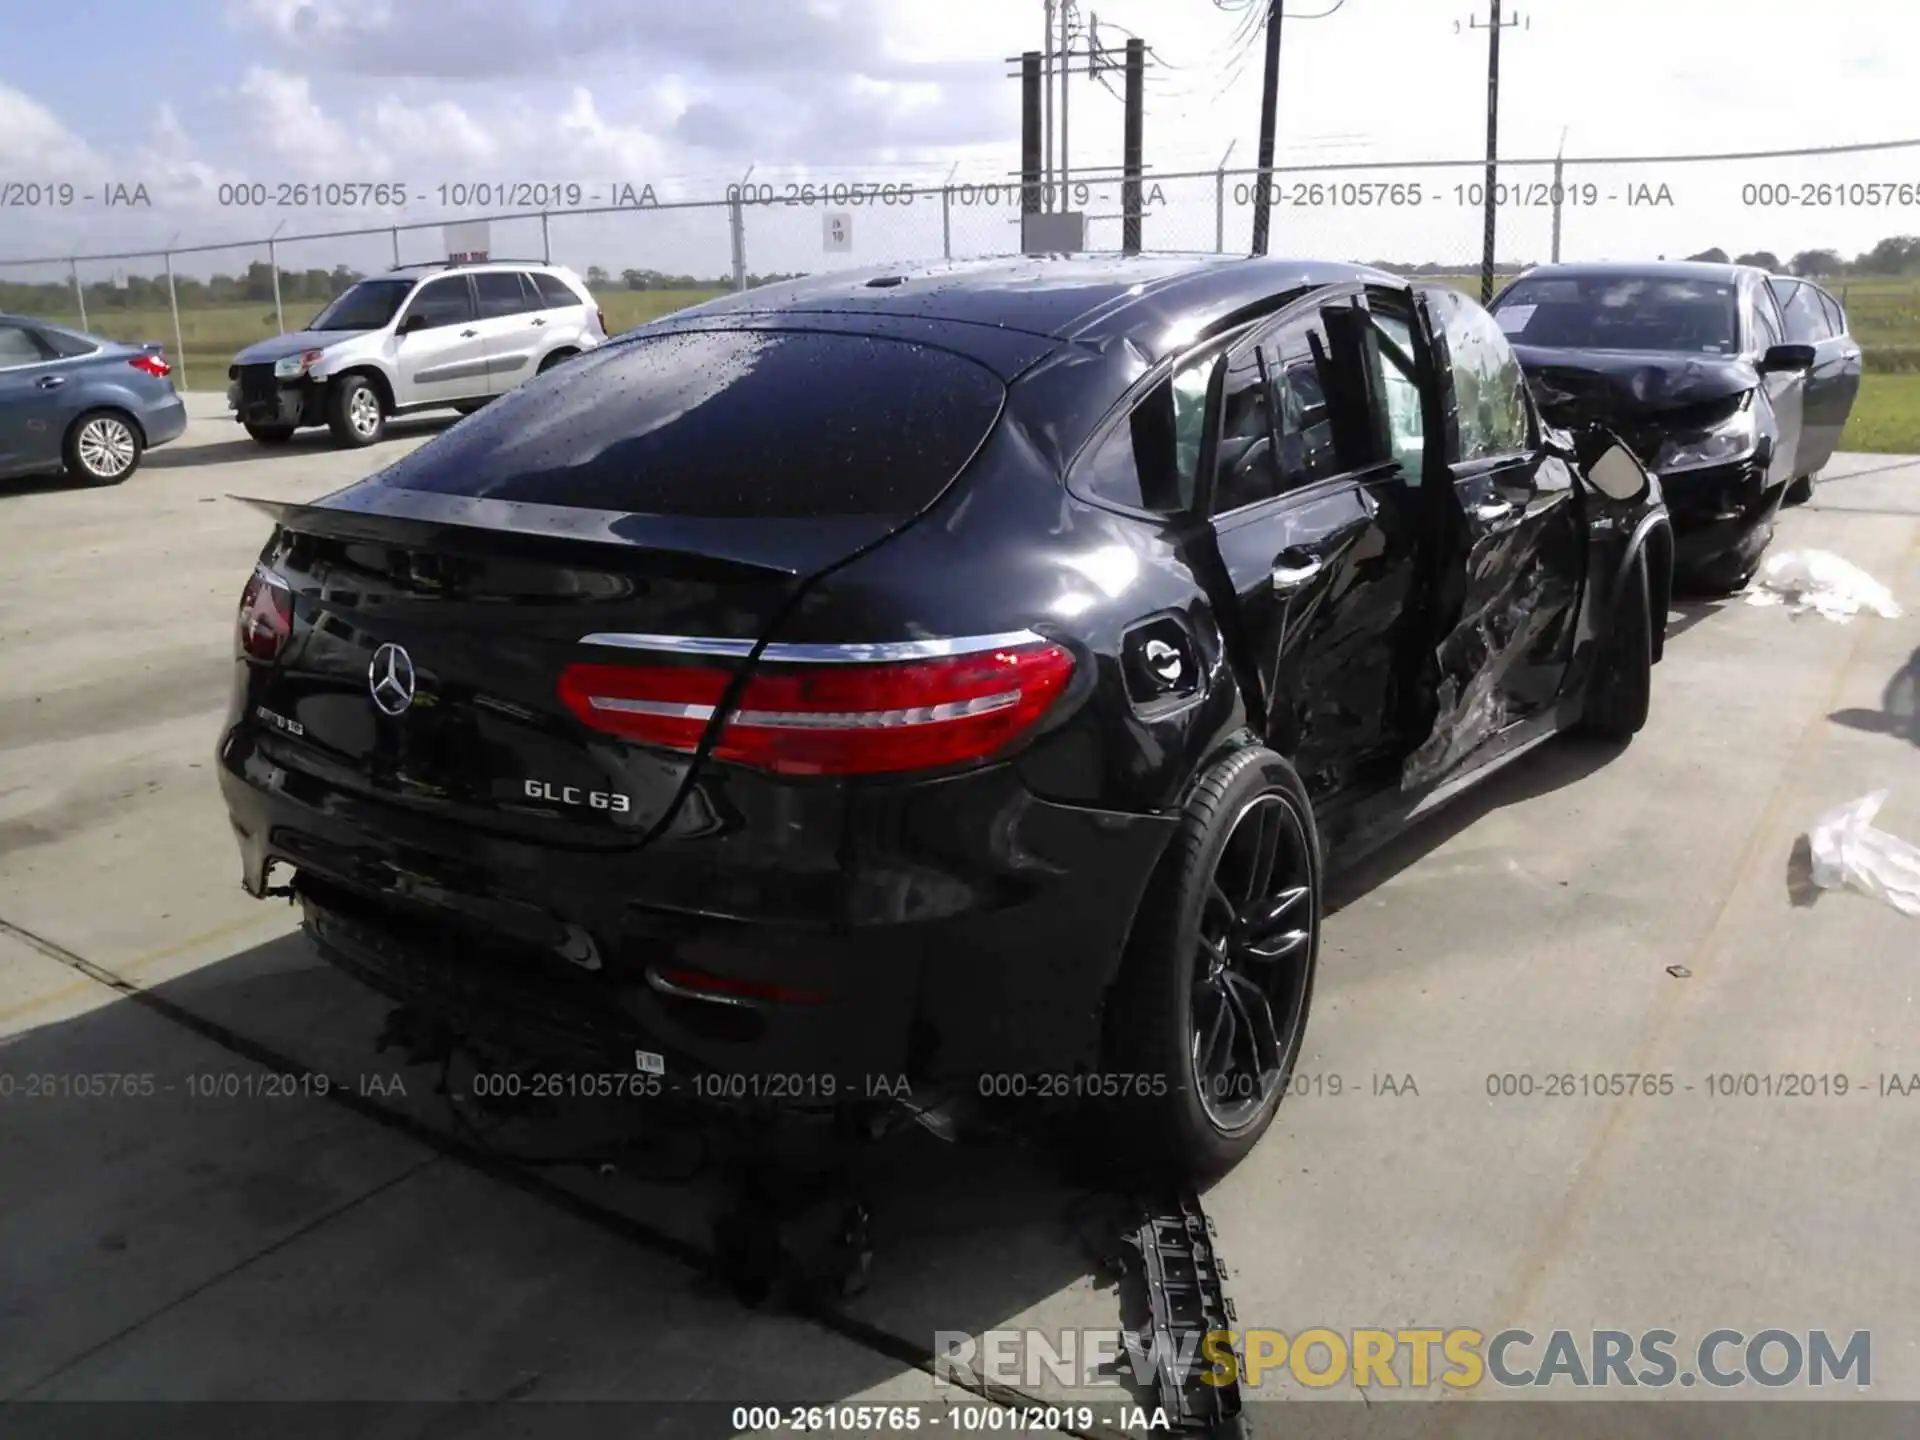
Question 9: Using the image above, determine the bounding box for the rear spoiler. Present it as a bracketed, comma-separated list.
[228, 488, 897, 580]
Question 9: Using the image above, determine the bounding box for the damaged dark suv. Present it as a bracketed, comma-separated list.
[218, 255, 1671, 1178]
[1489, 261, 1833, 592]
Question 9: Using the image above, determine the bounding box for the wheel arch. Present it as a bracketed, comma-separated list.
[66, 403, 146, 447]
[1613, 510, 1673, 665]
[329, 365, 394, 412]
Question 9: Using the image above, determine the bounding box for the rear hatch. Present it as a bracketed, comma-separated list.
[234, 325, 1010, 844]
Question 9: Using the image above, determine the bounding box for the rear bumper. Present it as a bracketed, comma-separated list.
[217, 723, 1177, 1093]
[140, 393, 188, 448]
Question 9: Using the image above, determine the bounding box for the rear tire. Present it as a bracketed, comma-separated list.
[453, 400, 488, 416]
[1101, 745, 1321, 1181]
[63, 409, 143, 485]
[1580, 553, 1652, 741]
[1783, 471, 1816, 506]
[536, 348, 577, 375]
[244, 422, 297, 446]
[327, 374, 386, 448]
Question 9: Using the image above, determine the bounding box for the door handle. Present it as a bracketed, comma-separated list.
[1472, 497, 1519, 524]
[530, 317, 547, 327]
[1272, 550, 1325, 591]
[36, 375, 65, 389]
[460, 329, 478, 338]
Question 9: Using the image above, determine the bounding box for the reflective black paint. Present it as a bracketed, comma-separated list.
[1492, 261, 1805, 581]
[220, 254, 1668, 1089]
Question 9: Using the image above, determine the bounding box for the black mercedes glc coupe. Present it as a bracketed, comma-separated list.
[220, 255, 1671, 1177]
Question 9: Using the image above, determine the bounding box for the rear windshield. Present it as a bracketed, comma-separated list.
[369, 328, 1007, 518]
[1492, 275, 1740, 355]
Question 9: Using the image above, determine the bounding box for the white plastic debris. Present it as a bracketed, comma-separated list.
[1744, 550, 1904, 622]
[1806, 791, 1920, 917]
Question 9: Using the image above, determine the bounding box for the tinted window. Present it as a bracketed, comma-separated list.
[403, 276, 475, 330]
[37, 324, 97, 358]
[1210, 349, 1283, 514]
[1818, 290, 1847, 337]
[532, 272, 583, 309]
[310, 278, 412, 331]
[474, 271, 534, 319]
[1492, 273, 1740, 355]
[1429, 287, 1531, 460]
[1775, 280, 1832, 344]
[1263, 313, 1347, 494]
[0, 325, 49, 365]
[370, 329, 1006, 518]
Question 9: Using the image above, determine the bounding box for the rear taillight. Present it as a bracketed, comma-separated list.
[557, 641, 1076, 777]
[595, 307, 607, 336]
[236, 567, 294, 661]
[129, 353, 170, 377]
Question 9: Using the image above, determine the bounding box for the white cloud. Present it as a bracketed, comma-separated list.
[235, 66, 390, 175]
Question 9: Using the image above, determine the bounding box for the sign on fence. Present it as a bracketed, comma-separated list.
[823, 212, 852, 254]
[444, 220, 491, 264]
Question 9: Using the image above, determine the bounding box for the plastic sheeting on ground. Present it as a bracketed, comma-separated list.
[1806, 790, 1920, 917]
[1744, 550, 1905, 623]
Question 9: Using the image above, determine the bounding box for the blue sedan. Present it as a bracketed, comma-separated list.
[0, 314, 188, 484]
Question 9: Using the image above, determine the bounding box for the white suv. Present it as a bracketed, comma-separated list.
[226, 261, 607, 448]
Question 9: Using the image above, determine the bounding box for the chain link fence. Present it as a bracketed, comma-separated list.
[4, 142, 1917, 388]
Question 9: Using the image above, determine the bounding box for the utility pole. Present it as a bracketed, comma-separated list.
[1059, 0, 1072, 202]
[1122, 36, 1144, 253]
[1043, 0, 1056, 208]
[1466, 1, 1525, 301]
[1549, 124, 1568, 263]
[1021, 50, 1044, 216]
[1250, 0, 1283, 255]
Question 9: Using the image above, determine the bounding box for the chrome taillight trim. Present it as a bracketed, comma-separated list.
[576, 629, 1047, 664]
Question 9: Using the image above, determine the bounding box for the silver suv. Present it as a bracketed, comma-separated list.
[226, 261, 607, 448]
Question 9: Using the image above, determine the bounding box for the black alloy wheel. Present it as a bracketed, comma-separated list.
[1103, 745, 1321, 1179]
[1190, 792, 1315, 1133]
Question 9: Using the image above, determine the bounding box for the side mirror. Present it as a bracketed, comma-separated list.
[1760, 342, 1815, 373]
[1584, 438, 1652, 503]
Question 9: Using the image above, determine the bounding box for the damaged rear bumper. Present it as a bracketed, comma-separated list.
[217, 725, 1176, 1095]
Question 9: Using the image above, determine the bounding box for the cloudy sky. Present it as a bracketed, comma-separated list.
[2, 0, 1916, 283]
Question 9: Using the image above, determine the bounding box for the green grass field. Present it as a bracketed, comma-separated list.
[28, 276, 1920, 454]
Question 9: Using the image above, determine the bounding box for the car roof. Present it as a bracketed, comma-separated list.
[665, 253, 1403, 356]
[1508, 260, 1761, 285]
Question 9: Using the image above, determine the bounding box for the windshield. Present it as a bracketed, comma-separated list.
[1491, 275, 1741, 356]
[308, 279, 414, 332]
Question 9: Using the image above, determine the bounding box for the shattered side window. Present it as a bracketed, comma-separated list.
[1428, 287, 1532, 462]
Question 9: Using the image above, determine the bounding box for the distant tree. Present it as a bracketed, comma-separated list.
[1852, 236, 1920, 274]
[1685, 247, 1729, 264]
[586, 265, 610, 288]
[1734, 250, 1782, 272]
[621, 268, 648, 290]
[1788, 249, 1843, 278]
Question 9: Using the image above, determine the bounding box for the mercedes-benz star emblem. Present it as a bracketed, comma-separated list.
[368, 643, 417, 716]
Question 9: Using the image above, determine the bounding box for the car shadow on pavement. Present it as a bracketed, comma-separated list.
[0, 930, 1118, 1410]
[1663, 595, 1735, 645]
[1325, 734, 1627, 917]
[1829, 645, 1920, 748]
[141, 414, 461, 471]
